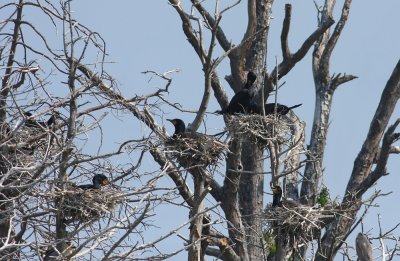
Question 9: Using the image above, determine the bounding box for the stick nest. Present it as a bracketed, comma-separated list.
[52, 189, 122, 222]
[165, 132, 228, 167]
[227, 114, 292, 146]
[264, 204, 356, 243]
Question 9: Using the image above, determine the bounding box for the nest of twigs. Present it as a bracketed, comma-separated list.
[227, 114, 292, 146]
[53, 189, 121, 222]
[164, 132, 228, 167]
[264, 204, 355, 244]
[9, 125, 62, 160]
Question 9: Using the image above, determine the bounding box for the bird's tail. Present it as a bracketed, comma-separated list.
[289, 104, 302, 110]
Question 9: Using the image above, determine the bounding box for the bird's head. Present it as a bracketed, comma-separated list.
[93, 174, 109, 186]
[271, 185, 283, 196]
[243, 71, 257, 90]
[167, 118, 186, 135]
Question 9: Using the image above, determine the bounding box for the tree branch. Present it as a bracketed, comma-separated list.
[316, 58, 400, 261]
[168, 0, 206, 61]
[281, 4, 292, 60]
[358, 119, 400, 194]
[331, 73, 358, 90]
[346, 59, 400, 198]
[320, 0, 353, 75]
[270, 5, 335, 84]
[1, 0, 23, 123]
[191, 0, 233, 52]
[149, 146, 195, 206]
[220, 139, 248, 258]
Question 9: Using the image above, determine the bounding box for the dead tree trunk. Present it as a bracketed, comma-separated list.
[0, 1, 23, 259]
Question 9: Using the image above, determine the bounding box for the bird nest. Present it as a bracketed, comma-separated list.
[8, 126, 63, 160]
[264, 204, 355, 244]
[51, 189, 122, 223]
[164, 132, 228, 168]
[227, 114, 292, 146]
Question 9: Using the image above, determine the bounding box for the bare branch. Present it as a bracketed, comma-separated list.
[331, 73, 358, 90]
[270, 5, 335, 84]
[168, 0, 206, 61]
[320, 0, 353, 75]
[358, 119, 400, 194]
[347, 59, 400, 198]
[281, 4, 292, 60]
[191, 0, 234, 52]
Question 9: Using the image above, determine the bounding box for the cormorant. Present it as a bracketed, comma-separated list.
[272, 185, 283, 207]
[219, 71, 257, 115]
[271, 185, 301, 208]
[24, 111, 60, 128]
[356, 233, 373, 261]
[250, 103, 302, 116]
[78, 174, 109, 190]
[167, 118, 186, 138]
[24, 112, 38, 127]
[45, 111, 60, 126]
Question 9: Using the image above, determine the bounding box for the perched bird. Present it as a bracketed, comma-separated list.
[271, 185, 301, 208]
[45, 111, 60, 127]
[24, 112, 38, 127]
[356, 233, 373, 261]
[250, 103, 302, 116]
[167, 118, 186, 138]
[272, 185, 283, 207]
[77, 174, 109, 190]
[24, 111, 60, 128]
[219, 71, 257, 115]
[166, 117, 227, 166]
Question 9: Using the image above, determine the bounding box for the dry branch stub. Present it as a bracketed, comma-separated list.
[227, 114, 292, 146]
[164, 132, 228, 168]
[50, 188, 122, 223]
[264, 203, 358, 245]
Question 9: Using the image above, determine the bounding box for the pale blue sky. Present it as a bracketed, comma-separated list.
[25, 0, 400, 259]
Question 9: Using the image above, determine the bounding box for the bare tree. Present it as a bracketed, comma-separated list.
[1, 0, 400, 261]
[0, 1, 173, 260]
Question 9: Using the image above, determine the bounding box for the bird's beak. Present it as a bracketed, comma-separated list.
[102, 179, 110, 185]
[167, 119, 176, 125]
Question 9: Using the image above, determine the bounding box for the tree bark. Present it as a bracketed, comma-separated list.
[0, 2, 23, 258]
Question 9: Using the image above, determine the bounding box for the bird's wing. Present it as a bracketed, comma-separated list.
[77, 184, 93, 190]
[227, 91, 250, 113]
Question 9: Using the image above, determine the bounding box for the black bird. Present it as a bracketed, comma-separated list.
[78, 174, 109, 190]
[250, 103, 302, 116]
[271, 185, 302, 208]
[272, 185, 283, 207]
[24, 111, 60, 128]
[24, 112, 38, 128]
[220, 71, 257, 115]
[45, 111, 60, 126]
[167, 118, 186, 138]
